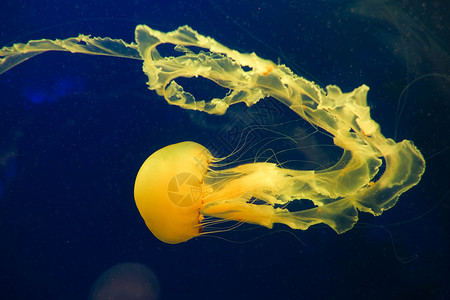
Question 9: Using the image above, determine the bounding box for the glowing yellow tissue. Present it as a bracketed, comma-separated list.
[0, 25, 425, 243]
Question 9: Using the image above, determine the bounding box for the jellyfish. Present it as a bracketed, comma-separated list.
[89, 263, 160, 300]
[0, 25, 425, 243]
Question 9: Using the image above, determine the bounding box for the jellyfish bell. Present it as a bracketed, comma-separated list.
[134, 141, 211, 244]
[89, 263, 160, 300]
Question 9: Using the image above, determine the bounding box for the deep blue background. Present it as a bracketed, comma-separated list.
[0, 0, 449, 299]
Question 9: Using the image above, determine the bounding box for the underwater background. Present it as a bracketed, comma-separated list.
[0, 0, 449, 299]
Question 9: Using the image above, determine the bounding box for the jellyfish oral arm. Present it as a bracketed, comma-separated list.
[201, 138, 424, 234]
[0, 35, 141, 74]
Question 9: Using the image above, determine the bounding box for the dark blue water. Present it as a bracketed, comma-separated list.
[1, 0, 449, 299]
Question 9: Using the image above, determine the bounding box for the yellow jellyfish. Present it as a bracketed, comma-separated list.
[0, 25, 425, 244]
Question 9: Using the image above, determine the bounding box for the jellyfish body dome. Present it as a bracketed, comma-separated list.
[134, 142, 211, 244]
